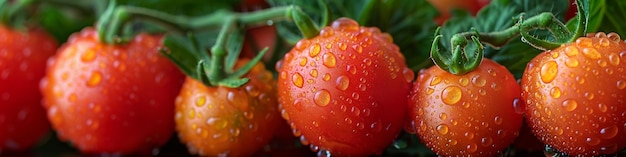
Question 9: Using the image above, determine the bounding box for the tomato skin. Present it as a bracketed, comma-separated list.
[238, 0, 277, 62]
[175, 60, 281, 156]
[0, 25, 56, 151]
[409, 59, 523, 156]
[428, 0, 490, 24]
[277, 18, 414, 156]
[40, 28, 184, 154]
[521, 32, 626, 156]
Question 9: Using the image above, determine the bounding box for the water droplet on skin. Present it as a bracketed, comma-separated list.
[441, 86, 462, 105]
[617, 80, 626, 89]
[426, 88, 434, 95]
[317, 149, 331, 157]
[323, 53, 337, 68]
[86, 71, 102, 86]
[196, 96, 206, 107]
[295, 40, 310, 51]
[494, 116, 503, 125]
[439, 113, 447, 120]
[338, 42, 347, 51]
[332, 18, 360, 31]
[600, 144, 619, 153]
[320, 27, 334, 37]
[347, 65, 357, 74]
[565, 46, 579, 57]
[335, 75, 350, 91]
[81, 50, 96, 62]
[599, 125, 618, 139]
[582, 48, 602, 59]
[293, 98, 305, 111]
[562, 99, 578, 111]
[609, 53, 620, 66]
[465, 132, 475, 140]
[598, 103, 607, 112]
[353, 45, 363, 53]
[300, 136, 309, 145]
[513, 98, 525, 114]
[344, 117, 353, 124]
[299, 57, 307, 66]
[323, 73, 331, 81]
[471, 75, 486, 87]
[481, 137, 493, 147]
[550, 87, 562, 98]
[310, 44, 321, 57]
[576, 37, 593, 47]
[436, 124, 449, 135]
[245, 85, 260, 97]
[467, 143, 478, 153]
[206, 117, 228, 130]
[403, 68, 414, 83]
[607, 32, 622, 41]
[292, 73, 304, 88]
[599, 38, 611, 47]
[565, 58, 579, 67]
[314, 90, 331, 107]
[459, 77, 469, 86]
[430, 76, 442, 86]
[540, 61, 558, 83]
[585, 92, 595, 100]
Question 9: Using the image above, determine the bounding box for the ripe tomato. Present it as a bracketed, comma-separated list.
[428, 0, 490, 24]
[0, 25, 56, 151]
[521, 32, 626, 156]
[175, 59, 281, 156]
[40, 28, 185, 154]
[408, 59, 523, 156]
[277, 18, 414, 156]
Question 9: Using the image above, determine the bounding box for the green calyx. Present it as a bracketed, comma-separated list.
[431, 0, 589, 75]
[96, 0, 318, 88]
[0, 0, 34, 28]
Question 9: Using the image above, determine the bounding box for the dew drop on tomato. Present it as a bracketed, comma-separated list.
[323, 53, 337, 68]
[436, 124, 449, 135]
[562, 99, 579, 111]
[599, 125, 618, 139]
[441, 86, 462, 105]
[540, 61, 558, 83]
[292, 73, 304, 88]
[512, 98, 525, 114]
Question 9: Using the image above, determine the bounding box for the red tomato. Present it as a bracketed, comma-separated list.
[237, 0, 278, 62]
[408, 59, 523, 156]
[40, 28, 185, 154]
[277, 18, 414, 156]
[175, 59, 281, 156]
[0, 25, 56, 151]
[428, 0, 490, 24]
[521, 32, 626, 156]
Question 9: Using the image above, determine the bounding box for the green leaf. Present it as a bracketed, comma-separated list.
[161, 34, 202, 79]
[225, 27, 244, 73]
[38, 4, 94, 42]
[439, 0, 570, 78]
[595, 0, 626, 35]
[566, 0, 604, 35]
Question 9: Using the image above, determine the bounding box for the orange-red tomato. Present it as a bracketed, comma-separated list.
[409, 59, 523, 156]
[521, 32, 626, 156]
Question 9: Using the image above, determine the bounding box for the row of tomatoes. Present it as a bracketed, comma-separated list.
[2, 1, 625, 157]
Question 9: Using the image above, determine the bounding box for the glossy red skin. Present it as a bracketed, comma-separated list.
[40, 28, 184, 154]
[521, 32, 626, 156]
[0, 25, 56, 151]
[277, 18, 414, 156]
[175, 60, 281, 156]
[238, 0, 277, 62]
[409, 59, 523, 156]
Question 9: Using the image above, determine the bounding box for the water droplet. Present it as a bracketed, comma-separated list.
[206, 117, 228, 130]
[293, 98, 306, 111]
[425, 88, 434, 95]
[317, 149, 332, 157]
[403, 68, 414, 83]
[347, 65, 357, 74]
[599, 125, 618, 139]
[86, 71, 102, 87]
[607, 32, 622, 41]
[576, 37, 593, 47]
[353, 45, 363, 53]
[540, 61, 558, 83]
[344, 117, 353, 124]
[513, 98, 525, 114]
[464, 132, 475, 140]
[617, 80, 626, 89]
[436, 124, 449, 135]
[565, 58, 579, 67]
[466, 143, 478, 153]
[599, 38, 611, 47]
[494, 116, 503, 125]
[562, 99, 578, 111]
[81, 50, 96, 62]
[565, 46, 579, 56]
[323, 53, 337, 68]
[441, 86, 462, 105]
[295, 39, 310, 51]
[609, 53, 620, 66]
[323, 73, 331, 81]
[481, 137, 493, 147]
[600, 144, 618, 153]
[310, 44, 321, 57]
[478, 89, 486, 96]
[245, 85, 260, 97]
[332, 17, 360, 31]
[320, 27, 334, 37]
[196, 96, 206, 107]
[299, 136, 309, 145]
[459, 77, 469, 86]
[439, 113, 447, 120]
[314, 90, 331, 107]
[582, 48, 602, 59]
[550, 87, 562, 98]
[471, 75, 486, 87]
[430, 76, 442, 86]
[598, 103, 607, 112]
[292, 73, 304, 88]
[299, 57, 307, 66]
[371, 120, 383, 132]
[338, 42, 347, 51]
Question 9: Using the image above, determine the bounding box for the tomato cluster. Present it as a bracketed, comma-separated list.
[1, 0, 626, 157]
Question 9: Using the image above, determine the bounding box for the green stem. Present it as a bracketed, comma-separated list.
[208, 18, 235, 86]
[0, 0, 34, 27]
[290, 7, 320, 39]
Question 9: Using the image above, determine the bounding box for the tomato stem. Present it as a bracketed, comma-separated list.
[0, 0, 34, 28]
[290, 7, 320, 39]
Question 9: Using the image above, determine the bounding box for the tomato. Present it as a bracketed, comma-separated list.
[521, 32, 626, 156]
[565, 0, 577, 20]
[174, 59, 281, 156]
[428, 0, 490, 24]
[276, 18, 414, 156]
[408, 59, 523, 156]
[0, 25, 56, 151]
[40, 28, 185, 154]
